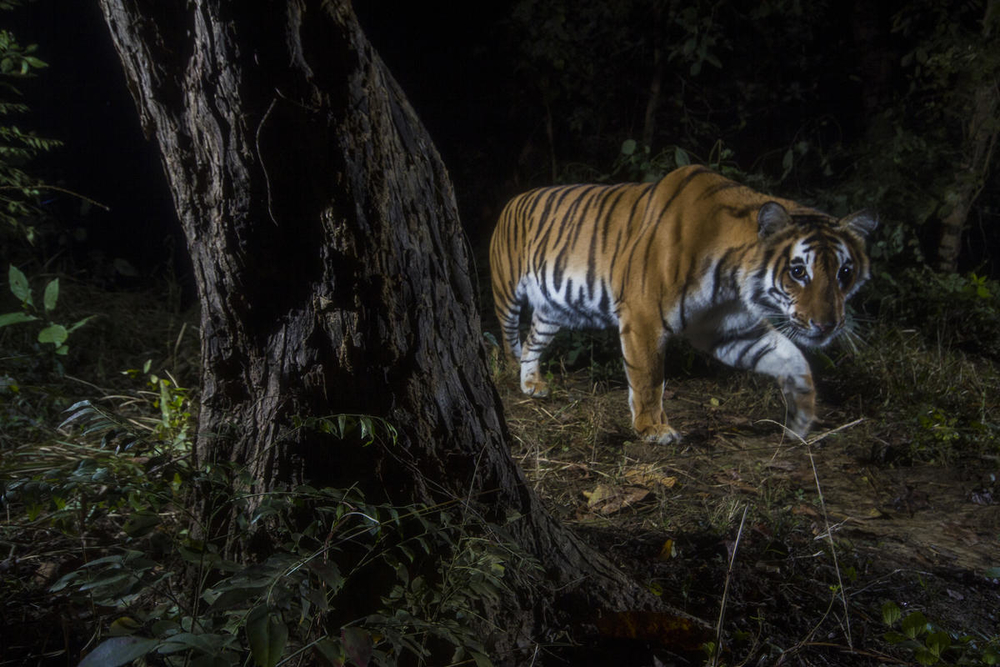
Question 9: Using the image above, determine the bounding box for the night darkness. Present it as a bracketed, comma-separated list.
[14, 1, 520, 289]
[12, 1, 1000, 284]
[4, 5, 1000, 666]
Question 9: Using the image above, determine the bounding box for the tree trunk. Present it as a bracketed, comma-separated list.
[937, 78, 999, 272]
[937, 0, 1000, 273]
[99, 0, 652, 659]
[641, 4, 665, 150]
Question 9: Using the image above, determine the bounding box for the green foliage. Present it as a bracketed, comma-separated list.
[1, 263, 95, 368]
[881, 600, 1000, 665]
[827, 305, 1000, 463]
[596, 138, 755, 186]
[2, 369, 526, 666]
[873, 268, 1000, 360]
[121, 359, 193, 448]
[605, 139, 690, 183]
[53, 480, 514, 667]
[0, 3, 61, 244]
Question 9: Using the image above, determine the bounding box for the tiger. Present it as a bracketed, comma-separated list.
[489, 164, 876, 443]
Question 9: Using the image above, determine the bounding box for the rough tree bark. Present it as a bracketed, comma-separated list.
[937, 78, 999, 272]
[98, 0, 654, 660]
[937, 0, 1000, 272]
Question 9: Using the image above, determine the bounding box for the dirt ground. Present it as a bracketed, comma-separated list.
[496, 359, 1000, 666]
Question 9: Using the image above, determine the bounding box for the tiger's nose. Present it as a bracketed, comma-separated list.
[811, 320, 838, 335]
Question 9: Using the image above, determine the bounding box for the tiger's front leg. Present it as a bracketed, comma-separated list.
[619, 313, 681, 444]
[706, 326, 815, 437]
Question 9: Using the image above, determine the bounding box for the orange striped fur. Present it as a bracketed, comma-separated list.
[490, 165, 875, 442]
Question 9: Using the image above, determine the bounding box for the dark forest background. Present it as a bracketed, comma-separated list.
[2, 2, 1000, 666]
[7, 0, 1000, 287]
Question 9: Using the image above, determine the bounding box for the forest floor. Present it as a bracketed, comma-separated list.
[3, 276, 999, 666]
[493, 332, 1000, 666]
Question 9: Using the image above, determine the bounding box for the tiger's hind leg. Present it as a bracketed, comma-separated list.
[494, 298, 524, 363]
[519, 310, 560, 397]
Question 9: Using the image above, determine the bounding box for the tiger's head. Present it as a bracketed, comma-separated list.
[747, 202, 877, 348]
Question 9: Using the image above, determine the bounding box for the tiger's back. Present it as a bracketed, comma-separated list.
[489, 165, 875, 443]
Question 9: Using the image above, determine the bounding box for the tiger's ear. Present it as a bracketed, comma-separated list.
[757, 201, 792, 237]
[840, 209, 878, 238]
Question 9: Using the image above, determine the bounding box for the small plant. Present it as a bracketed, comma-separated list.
[881, 600, 1000, 665]
[1, 264, 95, 370]
[121, 359, 193, 449]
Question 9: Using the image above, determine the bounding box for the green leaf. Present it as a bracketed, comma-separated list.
[901, 611, 929, 639]
[78, 637, 159, 667]
[314, 638, 345, 666]
[8, 264, 31, 305]
[0, 311, 37, 327]
[309, 560, 345, 593]
[621, 139, 637, 156]
[247, 605, 288, 667]
[38, 323, 67, 346]
[206, 585, 267, 611]
[914, 646, 939, 665]
[881, 600, 902, 626]
[782, 148, 794, 174]
[925, 631, 951, 656]
[471, 651, 494, 667]
[79, 572, 132, 592]
[674, 146, 690, 167]
[42, 277, 58, 313]
[157, 632, 228, 656]
[23, 55, 47, 69]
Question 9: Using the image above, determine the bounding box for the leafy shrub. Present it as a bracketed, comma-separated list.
[871, 268, 1000, 361]
[3, 379, 528, 667]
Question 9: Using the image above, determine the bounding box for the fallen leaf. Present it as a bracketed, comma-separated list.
[624, 464, 678, 489]
[596, 610, 709, 650]
[583, 484, 650, 514]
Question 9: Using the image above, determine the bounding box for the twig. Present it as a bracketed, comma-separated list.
[805, 441, 853, 649]
[711, 503, 749, 666]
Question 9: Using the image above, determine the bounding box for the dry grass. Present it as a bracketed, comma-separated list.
[493, 323, 1000, 663]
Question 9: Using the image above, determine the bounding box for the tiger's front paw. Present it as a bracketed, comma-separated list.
[781, 373, 815, 440]
[521, 377, 550, 397]
[639, 423, 682, 445]
[787, 411, 814, 440]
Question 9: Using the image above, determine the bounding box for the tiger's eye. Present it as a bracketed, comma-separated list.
[838, 265, 853, 283]
[789, 265, 807, 281]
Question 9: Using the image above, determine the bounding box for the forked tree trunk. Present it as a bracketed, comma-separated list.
[99, 0, 648, 658]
